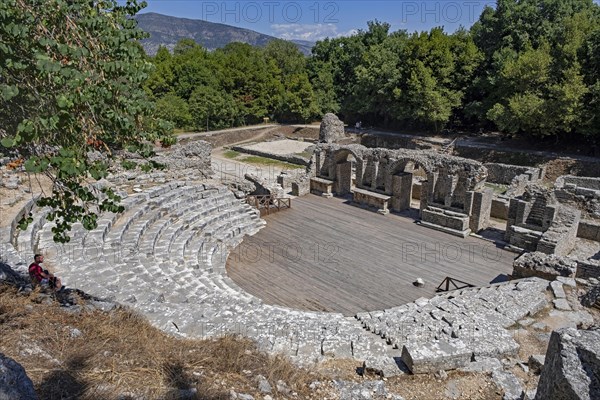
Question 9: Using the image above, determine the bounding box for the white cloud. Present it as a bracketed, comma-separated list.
[270, 23, 356, 41]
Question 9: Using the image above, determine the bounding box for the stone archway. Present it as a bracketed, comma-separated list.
[388, 159, 429, 212]
[333, 149, 361, 196]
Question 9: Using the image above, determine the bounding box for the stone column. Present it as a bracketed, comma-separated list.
[370, 161, 379, 191]
[392, 173, 413, 211]
[468, 190, 492, 233]
[335, 161, 353, 196]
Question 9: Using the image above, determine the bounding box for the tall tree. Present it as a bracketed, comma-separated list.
[0, 0, 172, 241]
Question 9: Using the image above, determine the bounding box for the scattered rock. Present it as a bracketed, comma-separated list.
[553, 298, 572, 311]
[581, 285, 600, 308]
[535, 328, 600, 400]
[532, 322, 548, 331]
[513, 251, 577, 280]
[69, 328, 82, 338]
[528, 355, 545, 374]
[0, 352, 38, 400]
[517, 361, 529, 373]
[518, 318, 535, 327]
[255, 375, 271, 394]
[4, 176, 20, 190]
[557, 277, 577, 288]
[333, 380, 401, 400]
[550, 281, 566, 298]
[434, 370, 448, 380]
[444, 380, 461, 400]
[459, 357, 503, 373]
[413, 278, 425, 287]
[275, 380, 290, 395]
[319, 113, 345, 143]
[491, 370, 524, 400]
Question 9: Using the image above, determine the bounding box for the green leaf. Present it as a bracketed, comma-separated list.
[0, 137, 14, 147]
[0, 84, 19, 101]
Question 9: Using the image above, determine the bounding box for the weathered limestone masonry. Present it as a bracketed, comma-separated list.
[319, 113, 345, 143]
[277, 171, 311, 197]
[535, 328, 600, 400]
[554, 175, 600, 242]
[356, 278, 549, 374]
[309, 143, 492, 237]
[513, 251, 600, 281]
[485, 162, 545, 220]
[505, 184, 581, 256]
[5, 182, 404, 371]
[3, 181, 563, 380]
[109, 140, 213, 186]
[244, 173, 285, 198]
[484, 163, 544, 187]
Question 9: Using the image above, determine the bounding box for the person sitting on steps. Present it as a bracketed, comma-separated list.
[28, 254, 63, 292]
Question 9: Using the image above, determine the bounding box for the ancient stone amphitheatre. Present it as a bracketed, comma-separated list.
[1, 115, 600, 399]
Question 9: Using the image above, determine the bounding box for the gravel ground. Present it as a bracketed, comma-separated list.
[239, 139, 313, 155]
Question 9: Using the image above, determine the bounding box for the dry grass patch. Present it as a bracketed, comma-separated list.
[0, 284, 320, 399]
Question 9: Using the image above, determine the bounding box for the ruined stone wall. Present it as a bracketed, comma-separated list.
[577, 259, 600, 280]
[360, 133, 438, 150]
[491, 198, 509, 220]
[484, 163, 543, 185]
[231, 145, 310, 166]
[312, 143, 492, 233]
[578, 220, 600, 241]
[554, 175, 600, 221]
[537, 205, 581, 256]
[535, 328, 600, 400]
[557, 175, 600, 190]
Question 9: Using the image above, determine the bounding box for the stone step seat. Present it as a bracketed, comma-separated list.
[355, 278, 549, 371]
[100, 191, 235, 263]
[135, 192, 238, 255]
[183, 215, 264, 270]
[202, 245, 263, 303]
[17, 184, 397, 364]
[164, 208, 249, 264]
[182, 205, 258, 254]
[356, 278, 548, 336]
[30, 183, 195, 263]
[0, 242, 30, 277]
[15, 206, 51, 257]
[106, 184, 208, 230]
[105, 186, 211, 248]
[153, 207, 251, 266]
[150, 198, 243, 258]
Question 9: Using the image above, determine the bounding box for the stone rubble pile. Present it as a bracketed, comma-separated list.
[356, 278, 549, 373]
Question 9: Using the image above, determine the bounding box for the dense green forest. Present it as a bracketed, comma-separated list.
[146, 0, 600, 142]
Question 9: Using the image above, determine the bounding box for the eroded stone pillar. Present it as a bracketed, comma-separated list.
[335, 161, 353, 196]
[391, 173, 413, 211]
[468, 190, 492, 233]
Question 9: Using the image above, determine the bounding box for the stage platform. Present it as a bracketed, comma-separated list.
[226, 194, 515, 316]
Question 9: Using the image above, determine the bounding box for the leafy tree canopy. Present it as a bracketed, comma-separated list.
[0, 0, 173, 242]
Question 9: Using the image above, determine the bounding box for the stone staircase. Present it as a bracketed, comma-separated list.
[356, 278, 549, 373]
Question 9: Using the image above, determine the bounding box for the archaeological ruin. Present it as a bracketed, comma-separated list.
[1, 116, 599, 399]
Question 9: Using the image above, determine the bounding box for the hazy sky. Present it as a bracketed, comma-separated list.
[138, 1, 600, 42]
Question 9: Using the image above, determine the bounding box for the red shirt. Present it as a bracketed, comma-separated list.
[28, 263, 44, 283]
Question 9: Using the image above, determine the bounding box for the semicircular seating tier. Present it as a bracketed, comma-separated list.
[2, 182, 551, 374]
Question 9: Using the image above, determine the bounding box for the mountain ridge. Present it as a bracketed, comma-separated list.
[135, 12, 314, 55]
